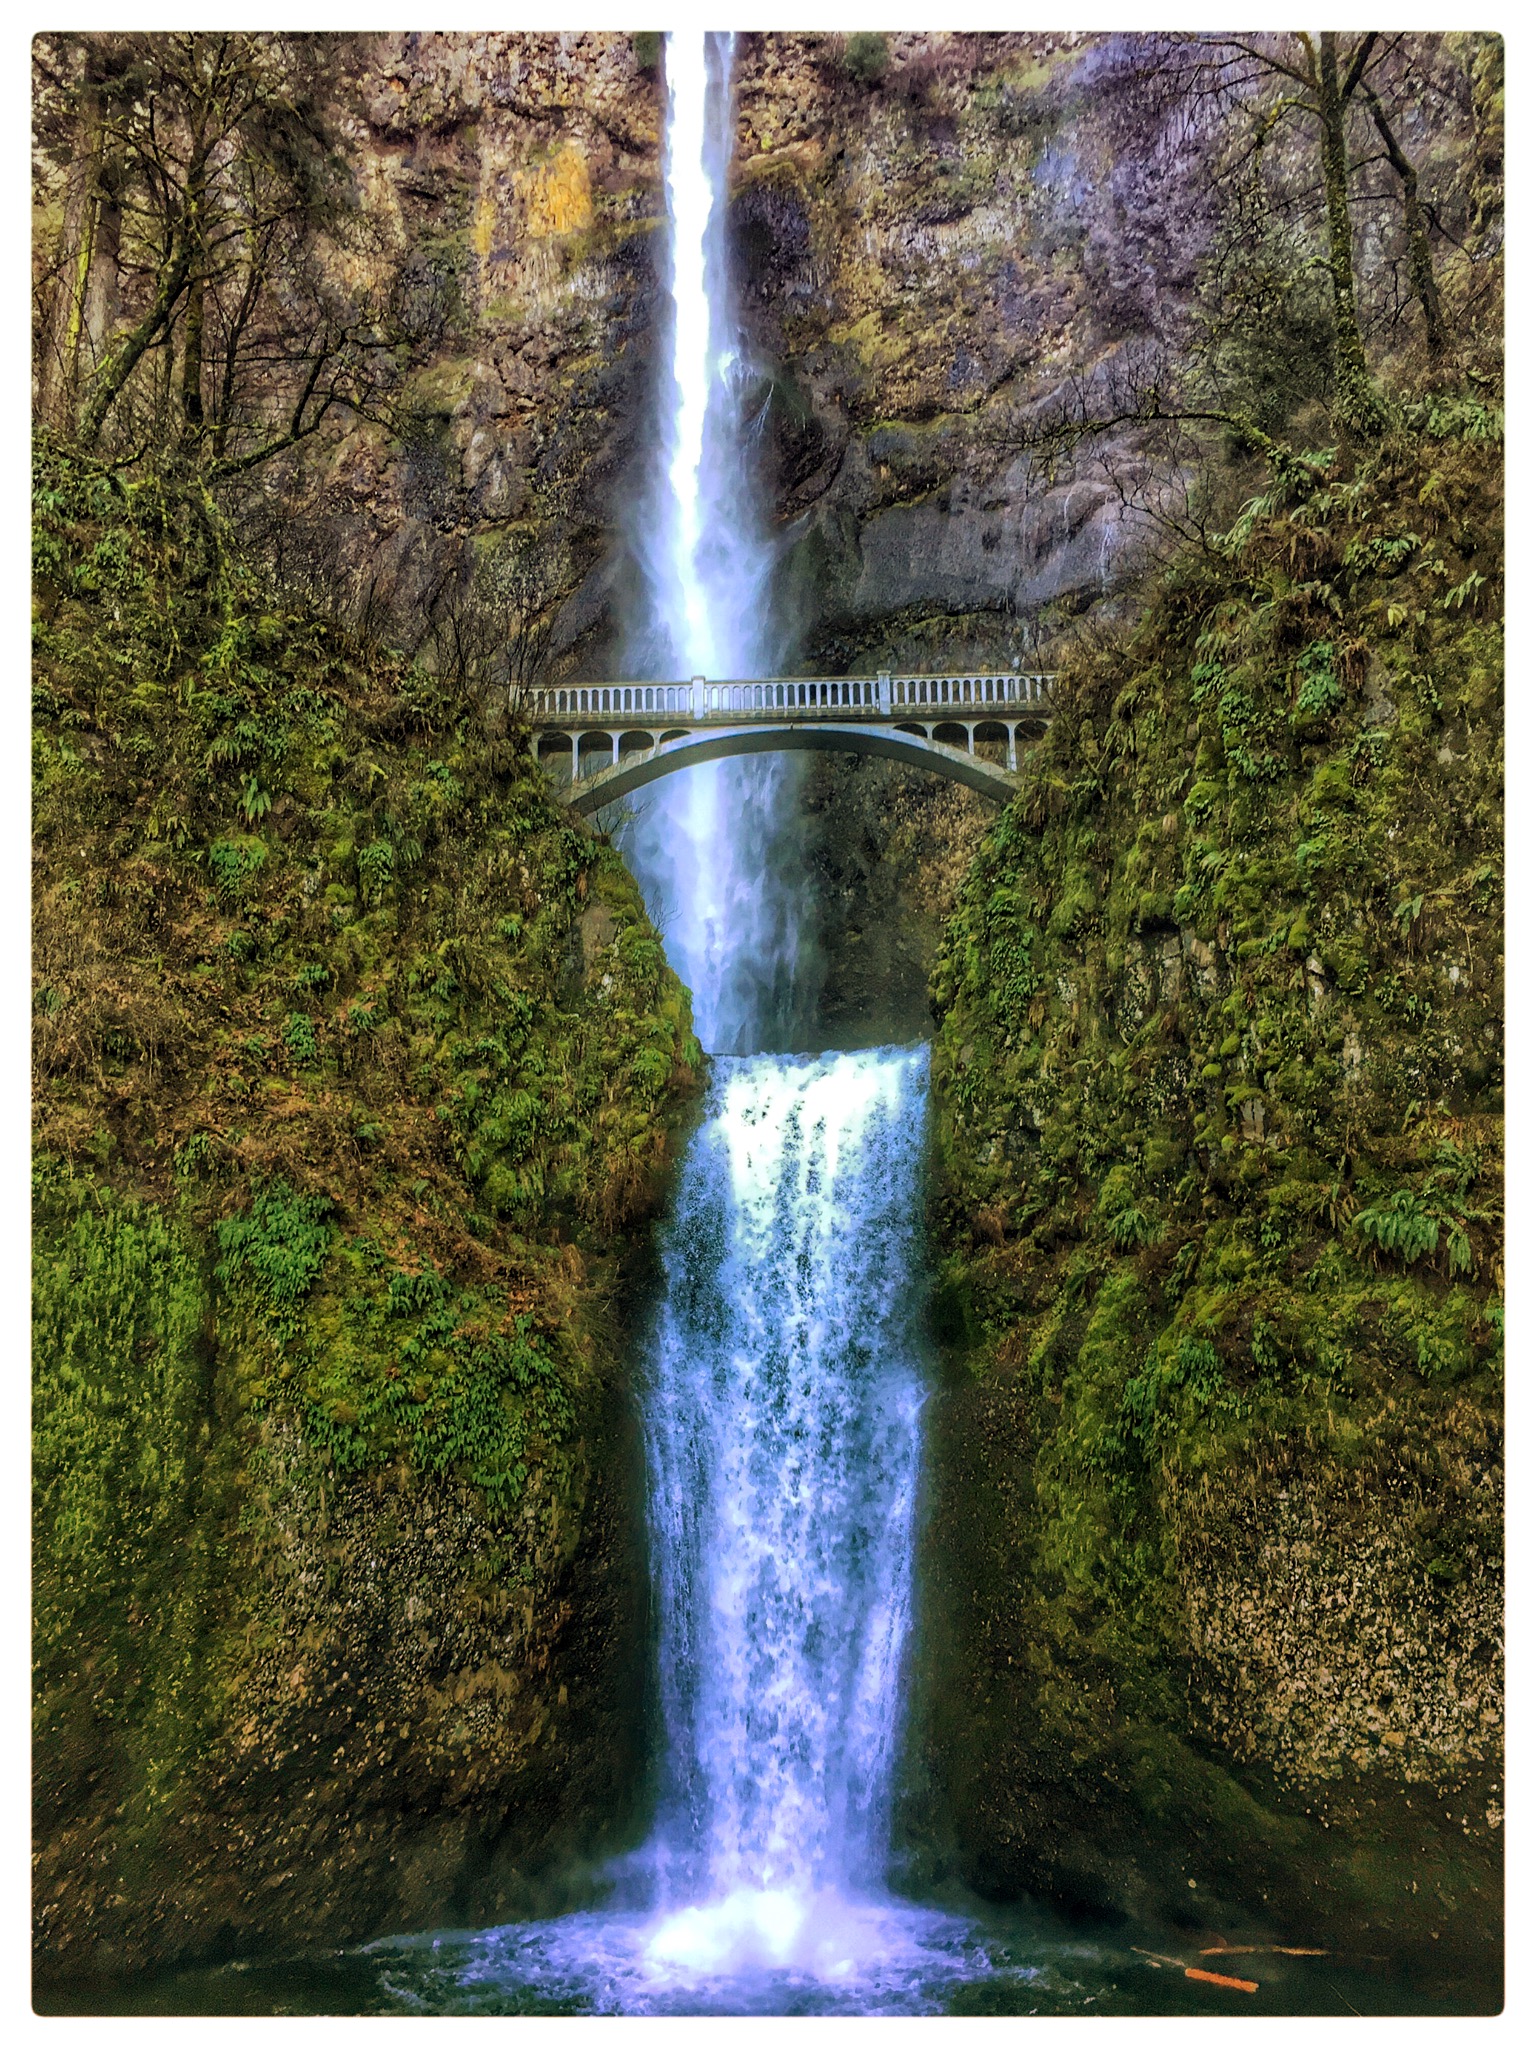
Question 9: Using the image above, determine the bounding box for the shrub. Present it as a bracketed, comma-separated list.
[843, 31, 889, 86]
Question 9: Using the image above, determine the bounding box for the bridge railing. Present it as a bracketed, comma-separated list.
[887, 673, 1053, 712]
[528, 672, 1054, 724]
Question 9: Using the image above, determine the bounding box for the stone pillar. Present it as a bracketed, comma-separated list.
[878, 670, 892, 715]
[692, 675, 705, 718]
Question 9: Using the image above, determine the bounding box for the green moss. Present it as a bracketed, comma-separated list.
[842, 32, 889, 86]
[919, 412, 1503, 1954]
[32, 438, 700, 1968]
[33, 1160, 211, 1675]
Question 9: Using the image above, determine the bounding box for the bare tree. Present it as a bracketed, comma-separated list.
[1359, 78, 1446, 357]
[414, 529, 568, 716]
[34, 32, 398, 472]
[1137, 32, 1391, 438]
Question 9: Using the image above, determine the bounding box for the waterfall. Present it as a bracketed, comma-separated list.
[429, 32, 991, 2012]
[641, 1047, 928, 1958]
[452, 1048, 987, 2011]
[618, 30, 813, 1055]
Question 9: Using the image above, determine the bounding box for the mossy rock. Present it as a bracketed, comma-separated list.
[919, 412, 1504, 1974]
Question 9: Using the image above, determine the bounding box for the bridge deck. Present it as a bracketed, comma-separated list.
[526, 671, 1057, 811]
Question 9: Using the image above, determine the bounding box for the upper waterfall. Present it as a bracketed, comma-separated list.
[618, 30, 815, 1056]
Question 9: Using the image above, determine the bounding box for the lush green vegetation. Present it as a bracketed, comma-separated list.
[32, 441, 698, 1972]
[33, 434, 696, 1525]
[919, 409, 1503, 1954]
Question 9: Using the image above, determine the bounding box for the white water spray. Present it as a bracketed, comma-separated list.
[620, 31, 811, 1054]
[640, 1048, 928, 1962]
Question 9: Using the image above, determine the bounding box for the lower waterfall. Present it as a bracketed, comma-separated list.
[427, 1047, 989, 2014]
[644, 1046, 929, 1948]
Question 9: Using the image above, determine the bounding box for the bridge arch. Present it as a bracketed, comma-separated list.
[560, 721, 1021, 816]
[536, 731, 572, 774]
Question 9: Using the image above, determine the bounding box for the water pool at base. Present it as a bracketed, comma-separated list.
[37, 1890, 1499, 2019]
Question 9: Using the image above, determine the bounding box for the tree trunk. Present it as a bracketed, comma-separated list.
[180, 267, 207, 438]
[36, 82, 104, 434]
[178, 145, 211, 445]
[78, 234, 192, 450]
[81, 163, 122, 385]
[1364, 88, 1446, 357]
[1316, 32, 1389, 438]
[81, 132, 209, 453]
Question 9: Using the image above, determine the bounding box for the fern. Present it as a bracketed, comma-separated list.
[1351, 1189, 1441, 1267]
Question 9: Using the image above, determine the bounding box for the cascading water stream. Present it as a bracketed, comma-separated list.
[640, 1047, 930, 1959]
[617, 30, 814, 1055]
[439, 1048, 988, 2012]
[410, 33, 991, 2012]
[623, 48, 939, 1960]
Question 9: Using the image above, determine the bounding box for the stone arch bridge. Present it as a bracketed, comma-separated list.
[528, 670, 1055, 815]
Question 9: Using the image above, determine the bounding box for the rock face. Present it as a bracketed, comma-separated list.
[211, 30, 1492, 682]
[916, 420, 1504, 1973]
[236, 32, 666, 668]
[729, 32, 1178, 669]
[253, 32, 1222, 678]
[803, 757, 999, 1048]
